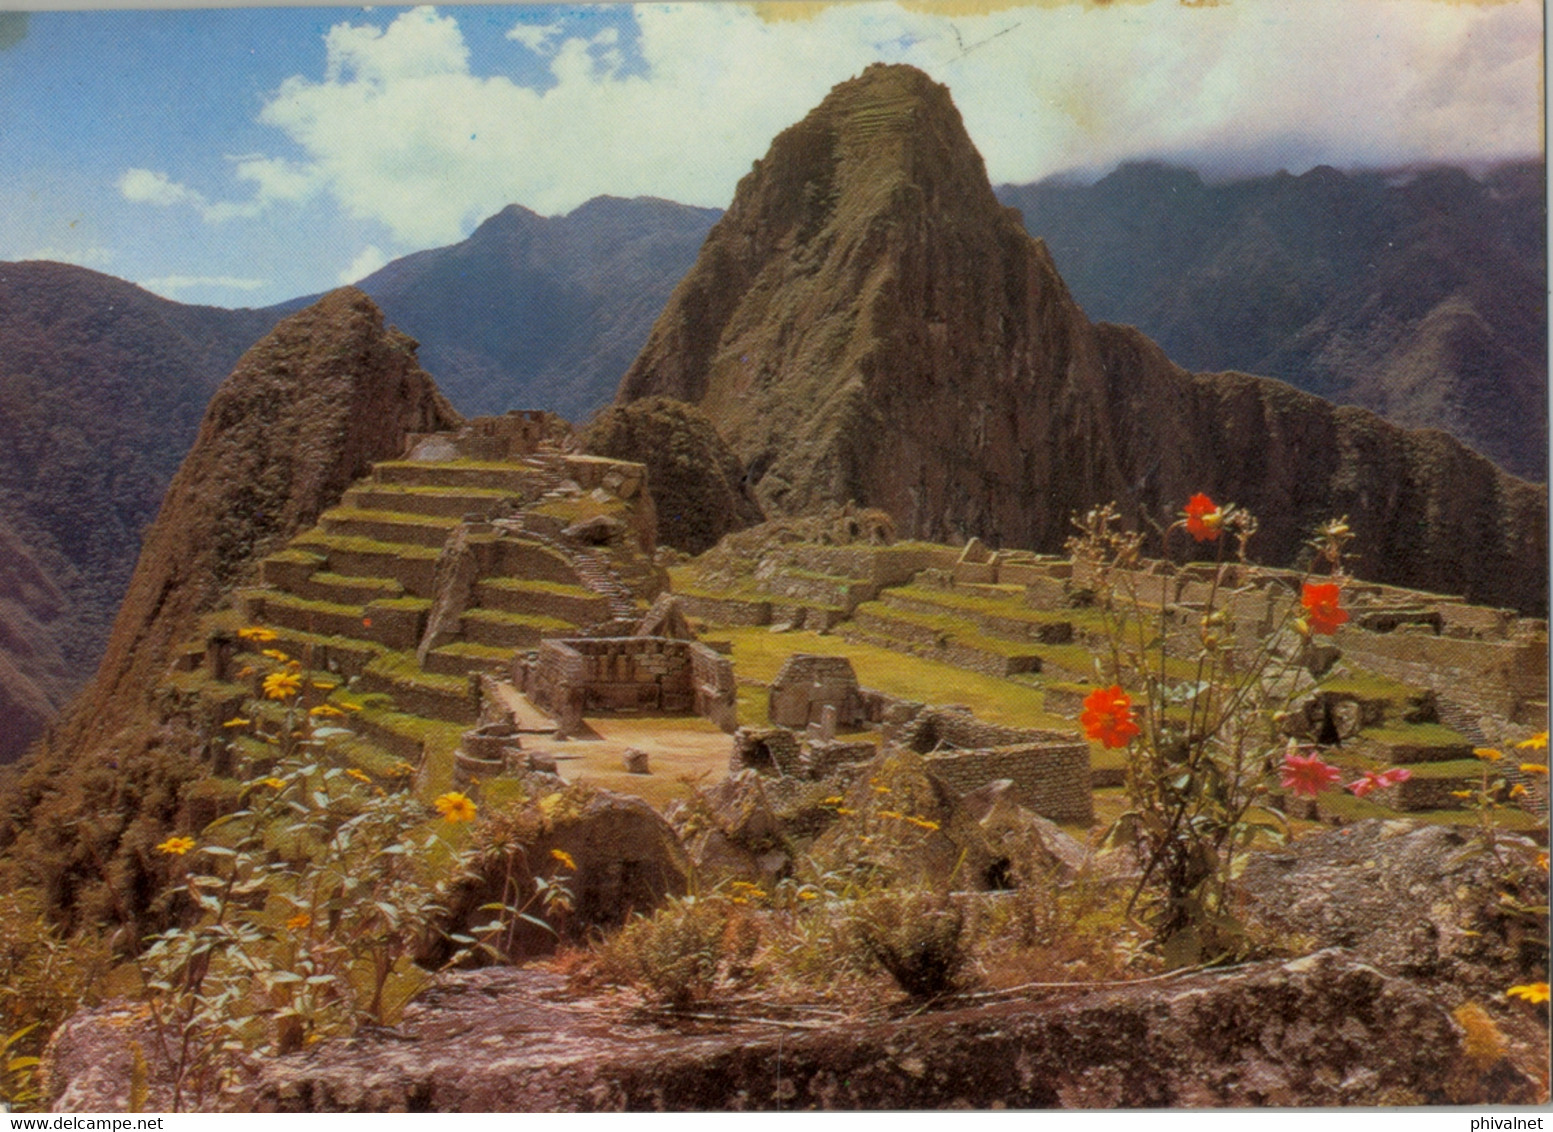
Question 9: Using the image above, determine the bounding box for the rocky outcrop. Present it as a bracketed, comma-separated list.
[1238, 819, 1549, 996]
[1, 289, 460, 929]
[581, 397, 763, 555]
[421, 788, 689, 966]
[43, 950, 1538, 1111]
[618, 64, 1546, 614]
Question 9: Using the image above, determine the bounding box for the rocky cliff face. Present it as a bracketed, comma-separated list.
[0, 288, 460, 927]
[619, 64, 1546, 614]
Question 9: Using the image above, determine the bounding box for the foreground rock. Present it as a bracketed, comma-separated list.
[45, 949, 1536, 1110]
[1239, 818, 1548, 995]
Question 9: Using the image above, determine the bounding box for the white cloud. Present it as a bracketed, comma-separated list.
[506, 19, 563, 55]
[138, 274, 269, 298]
[119, 168, 207, 209]
[162, 0, 1543, 249]
[23, 246, 113, 269]
[338, 244, 389, 284]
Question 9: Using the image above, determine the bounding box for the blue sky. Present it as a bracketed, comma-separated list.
[0, 1, 1541, 308]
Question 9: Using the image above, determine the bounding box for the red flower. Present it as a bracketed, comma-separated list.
[1183, 493, 1222, 542]
[1081, 685, 1140, 749]
[1347, 767, 1411, 798]
[1300, 582, 1349, 634]
[1281, 750, 1343, 797]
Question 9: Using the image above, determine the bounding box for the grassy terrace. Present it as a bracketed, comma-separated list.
[479, 577, 599, 599]
[851, 601, 1044, 657]
[292, 530, 441, 559]
[460, 608, 575, 634]
[716, 625, 1075, 732]
[884, 582, 1078, 625]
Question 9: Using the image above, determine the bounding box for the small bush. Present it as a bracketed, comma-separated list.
[850, 891, 966, 999]
[592, 895, 758, 1009]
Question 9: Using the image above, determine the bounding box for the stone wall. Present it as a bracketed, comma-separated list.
[768, 654, 865, 729]
[1338, 628, 1547, 721]
[923, 742, 1093, 824]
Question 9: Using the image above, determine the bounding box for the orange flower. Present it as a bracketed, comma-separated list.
[156, 836, 196, 856]
[346, 768, 372, 783]
[551, 848, 577, 870]
[1520, 763, 1548, 776]
[1183, 493, 1222, 542]
[1300, 582, 1349, 635]
[1081, 685, 1140, 749]
[285, 912, 311, 932]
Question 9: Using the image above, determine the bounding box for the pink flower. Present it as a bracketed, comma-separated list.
[1281, 750, 1343, 797]
[1346, 767, 1412, 798]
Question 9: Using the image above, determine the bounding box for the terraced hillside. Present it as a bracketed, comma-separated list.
[163, 440, 664, 790]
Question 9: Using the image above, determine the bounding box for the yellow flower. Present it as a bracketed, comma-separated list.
[262, 671, 303, 700]
[237, 665, 255, 679]
[346, 768, 372, 783]
[835, 806, 856, 816]
[1516, 732, 1549, 750]
[336, 700, 364, 713]
[822, 796, 844, 806]
[1537, 853, 1549, 872]
[309, 704, 345, 718]
[798, 890, 819, 901]
[222, 716, 252, 729]
[907, 816, 941, 831]
[261, 648, 291, 663]
[238, 626, 278, 642]
[156, 836, 195, 856]
[434, 791, 477, 823]
[872, 785, 892, 794]
[285, 912, 311, 932]
[1507, 982, 1550, 1005]
[1509, 784, 1529, 798]
[310, 680, 339, 691]
[1473, 747, 1504, 762]
[1519, 763, 1548, 777]
[388, 761, 415, 778]
[258, 777, 287, 791]
[551, 848, 577, 870]
[1450, 791, 1475, 799]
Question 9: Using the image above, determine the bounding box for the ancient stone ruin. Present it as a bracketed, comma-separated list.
[520, 636, 738, 736]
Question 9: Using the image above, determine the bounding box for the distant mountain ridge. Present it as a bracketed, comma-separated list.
[0, 262, 279, 761]
[352, 194, 720, 422]
[618, 63, 1546, 613]
[996, 160, 1546, 480]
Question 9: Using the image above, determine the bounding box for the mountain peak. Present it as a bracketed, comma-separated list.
[618, 68, 1545, 613]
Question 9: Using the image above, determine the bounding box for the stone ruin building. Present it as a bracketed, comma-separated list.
[518, 635, 738, 737]
[732, 654, 1094, 825]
